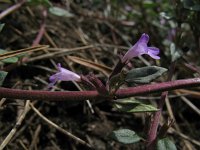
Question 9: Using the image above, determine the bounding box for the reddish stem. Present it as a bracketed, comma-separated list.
[146, 62, 176, 149]
[32, 10, 47, 46]
[146, 92, 168, 149]
[0, 78, 200, 101]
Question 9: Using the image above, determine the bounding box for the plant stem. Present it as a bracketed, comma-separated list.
[109, 60, 125, 79]
[146, 62, 176, 149]
[0, 78, 200, 101]
[146, 91, 168, 150]
[32, 10, 47, 46]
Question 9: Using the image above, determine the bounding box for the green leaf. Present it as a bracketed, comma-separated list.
[111, 129, 141, 144]
[0, 23, 5, 32]
[49, 7, 74, 17]
[0, 49, 19, 63]
[27, 0, 52, 7]
[125, 66, 167, 84]
[157, 138, 177, 150]
[0, 71, 8, 86]
[114, 98, 158, 113]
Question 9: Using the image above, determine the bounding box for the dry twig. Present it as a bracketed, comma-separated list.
[29, 103, 93, 149]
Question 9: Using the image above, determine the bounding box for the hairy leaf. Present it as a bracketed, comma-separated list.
[125, 66, 167, 84]
[157, 138, 177, 150]
[114, 99, 158, 113]
[49, 7, 74, 17]
[111, 129, 141, 144]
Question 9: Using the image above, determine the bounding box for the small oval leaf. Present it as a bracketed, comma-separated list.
[111, 129, 141, 144]
[0, 49, 18, 63]
[0, 23, 5, 32]
[125, 66, 167, 84]
[157, 138, 177, 150]
[0, 71, 8, 86]
[49, 7, 74, 17]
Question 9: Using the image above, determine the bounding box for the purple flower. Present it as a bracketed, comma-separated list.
[122, 33, 160, 63]
[49, 63, 81, 87]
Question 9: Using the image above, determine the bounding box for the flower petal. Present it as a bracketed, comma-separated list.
[59, 68, 80, 81]
[138, 33, 149, 43]
[122, 45, 137, 63]
[48, 73, 60, 88]
[49, 64, 81, 87]
[148, 47, 160, 55]
[57, 63, 62, 71]
[122, 33, 150, 63]
[49, 74, 58, 83]
[147, 47, 160, 59]
[121, 33, 160, 62]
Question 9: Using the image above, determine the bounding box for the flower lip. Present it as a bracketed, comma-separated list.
[148, 48, 160, 59]
[122, 33, 160, 63]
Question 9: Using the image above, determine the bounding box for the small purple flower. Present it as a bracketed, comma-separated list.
[49, 63, 81, 87]
[122, 33, 160, 63]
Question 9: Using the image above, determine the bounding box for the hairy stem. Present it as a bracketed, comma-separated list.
[0, 78, 200, 101]
[146, 92, 168, 149]
[146, 62, 176, 149]
[109, 60, 125, 79]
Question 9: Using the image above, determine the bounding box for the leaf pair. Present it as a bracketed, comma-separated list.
[111, 129, 177, 150]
